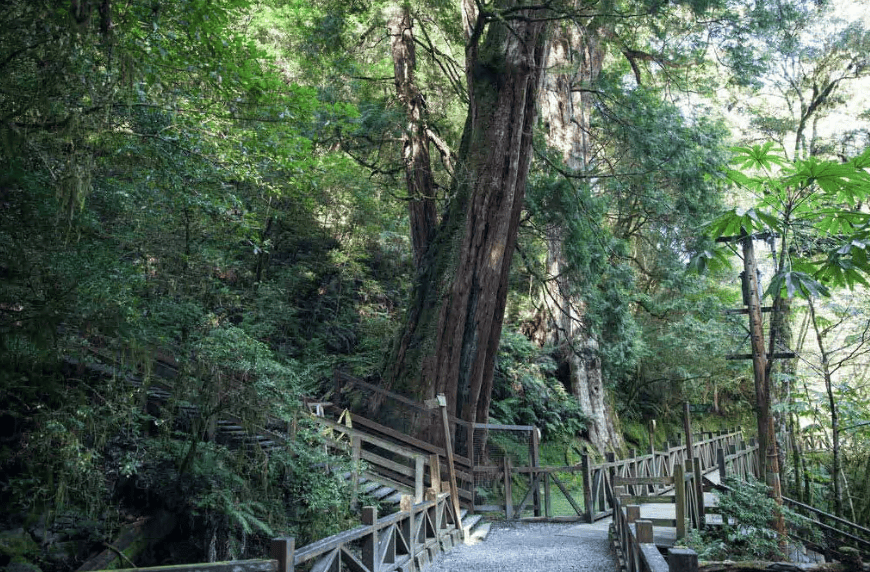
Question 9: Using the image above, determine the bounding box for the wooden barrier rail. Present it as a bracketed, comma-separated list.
[95, 491, 463, 572]
[612, 485, 698, 572]
[580, 429, 741, 524]
[464, 428, 743, 523]
[712, 442, 870, 559]
[613, 463, 700, 540]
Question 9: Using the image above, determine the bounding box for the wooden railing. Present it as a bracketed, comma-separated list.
[287, 490, 463, 572]
[95, 474, 464, 572]
[711, 440, 870, 559]
[783, 497, 870, 558]
[715, 439, 758, 482]
[612, 485, 699, 572]
[486, 428, 743, 523]
[612, 463, 700, 540]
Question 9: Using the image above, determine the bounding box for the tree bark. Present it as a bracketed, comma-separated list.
[532, 21, 623, 453]
[388, 7, 438, 267]
[808, 297, 842, 517]
[380, 3, 550, 450]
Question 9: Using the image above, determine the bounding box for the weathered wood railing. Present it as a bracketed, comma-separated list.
[613, 463, 701, 540]
[487, 428, 744, 523]
[715, 438, 758, 482]
[285, 490, 463, 572]
[95, 489, 463, 572]
[783, 497, 870, 558]
[316, 414, 428, 505]
[329, 372, 477, 505]
[612, 485, 699, 572]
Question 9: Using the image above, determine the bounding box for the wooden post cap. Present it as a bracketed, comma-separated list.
[668, 548, 698, 572]
[636, 520, 654, 544]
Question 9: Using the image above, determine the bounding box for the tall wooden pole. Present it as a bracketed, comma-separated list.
[741, 234, 769, 481]
[741, 234, 785, 538]
[438, 394, 465, 540]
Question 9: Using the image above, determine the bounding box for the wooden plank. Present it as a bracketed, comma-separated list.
[514, 465, 584, 474]
[622, 496, 675, 504]
[317, 417, 422, 461]
[94, 562, 277, 572]
[471, 422, 536, 431]
[335, 373, 471, 429]
[360, 450, 415, 479]
[294, 526, 371, 562]
[504, 456, 513, 519]
[348, 415, 472, 468]
[639, 544, 670, 572]
[614, 476, 674, 486]
[646, 518, 678, 527]
[514, 471, 543, 516]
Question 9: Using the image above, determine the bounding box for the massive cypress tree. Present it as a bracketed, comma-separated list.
[380, 1, 550, 440]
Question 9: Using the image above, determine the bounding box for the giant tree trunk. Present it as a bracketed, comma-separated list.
[380, 2, 550, 450]
[533, 21, 624, 454]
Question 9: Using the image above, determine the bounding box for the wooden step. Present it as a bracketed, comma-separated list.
[371, 486, 396, 500]
[384, 492, 403, 505]
[361, 481, 381, 494]
[467, 522, 491, 544]
[461, 513, 482, 536]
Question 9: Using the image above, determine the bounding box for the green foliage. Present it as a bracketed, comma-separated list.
[705, 145, 870, 297]
[490, 332, 588, 440]
[0, 0, 412, 563]
[680, 476, 818, 560]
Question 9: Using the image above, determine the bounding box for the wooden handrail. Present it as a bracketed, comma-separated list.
[612, 485, 699, 572]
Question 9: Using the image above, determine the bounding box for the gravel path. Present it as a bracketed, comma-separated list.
[427, 521, 618, 572]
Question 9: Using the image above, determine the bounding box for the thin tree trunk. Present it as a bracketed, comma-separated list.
[388, 7, 437, 267]
[808, 297, 842, 517]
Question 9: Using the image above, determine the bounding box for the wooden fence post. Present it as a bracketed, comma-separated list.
[582, 451, 593, 523]
[683, 402, 694, 467]
[429, 454, 441, 494]
[693, 457, 704, 528]
[468, 424, 476, 515]
[415, 455, 424, 503]
[437, 394, 464, 539]
[637, 520, 654, 544]
[531, 427, 541, 517]
[400, 495, 416, 572]
[544, 471, 552, 518]
[717, 448, 726, 482]
[668, 548, 698, 572]
[675, 464, 686, 540]
[351, 436, 361, 508]
[271, 537, 294, 572]
[606, 451, 616, 509]
[362, 506, 379, 572]
[503, 456, 513, 519]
